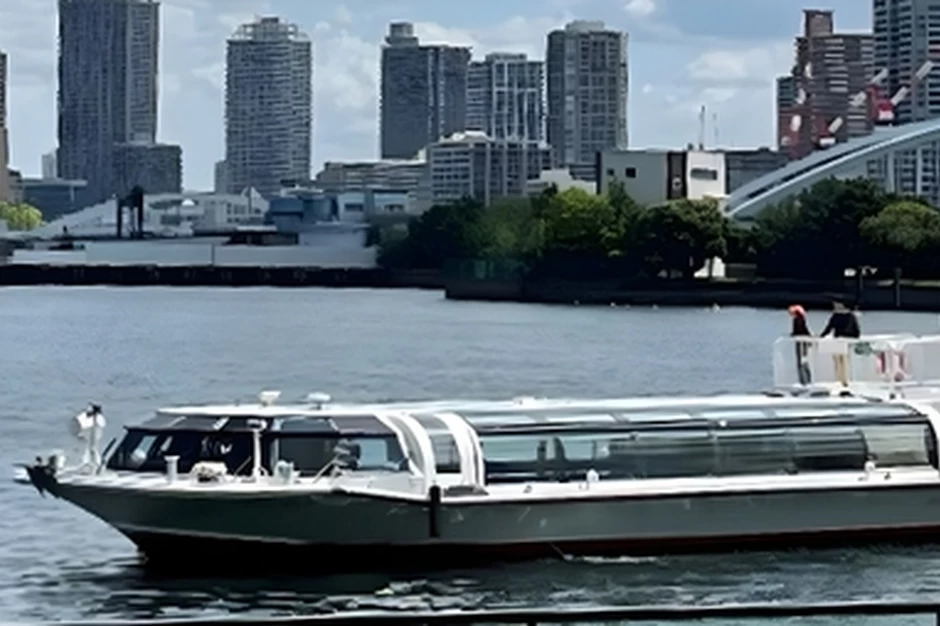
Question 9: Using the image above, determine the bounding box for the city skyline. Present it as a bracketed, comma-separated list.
[0, 0, 873, 190]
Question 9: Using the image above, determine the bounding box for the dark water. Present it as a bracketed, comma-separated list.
[2, 287, 940, 624]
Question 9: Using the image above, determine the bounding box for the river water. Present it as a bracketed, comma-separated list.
[2, 287, 940, 624]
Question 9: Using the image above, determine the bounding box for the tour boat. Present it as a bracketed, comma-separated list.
[16, 333, 940, 572]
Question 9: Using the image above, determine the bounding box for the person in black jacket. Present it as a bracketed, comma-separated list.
[788, 305, 812, 384]
[820, 300, 861, 339]
[820, 300, 861, 386]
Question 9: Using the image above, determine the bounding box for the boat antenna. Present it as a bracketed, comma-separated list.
[698, 104, 706, 150]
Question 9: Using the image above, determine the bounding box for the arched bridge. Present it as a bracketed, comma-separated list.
[727, 118, 940, 220]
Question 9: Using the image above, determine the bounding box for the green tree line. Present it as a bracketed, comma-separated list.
[379, 184, 731, 279]
[377, 177, 940, 281]
[0, 202, 43, 231]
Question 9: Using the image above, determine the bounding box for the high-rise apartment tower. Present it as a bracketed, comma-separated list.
[868, 0, 940, 204]
[380, 22, 471, 160]
[57, 0, 161, 203]
[778, 9, 873, 159]
[873, 0, 940, 124]
[546, 20, 628, 179]
[225, 16, 313, 197]
[467, 53, 545, 142]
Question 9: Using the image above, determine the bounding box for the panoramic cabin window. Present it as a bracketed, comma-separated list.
[479, 429, 716, 482]
[411, 415, 460, 473]
[857, 423, 933, 467]
[382, 416, 428, 475]
[786, 425, 869, 472]
[471, 410, 938, 484]
[273, 416, 406, 475]
[714, 428, 793, 476]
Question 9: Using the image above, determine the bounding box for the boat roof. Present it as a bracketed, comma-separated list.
[155, 392, 883, 417]
[133, 393, 925, 435]
[138, 412, 395, 436]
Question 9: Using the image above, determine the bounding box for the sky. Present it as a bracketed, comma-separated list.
[0, 0, 874, 191]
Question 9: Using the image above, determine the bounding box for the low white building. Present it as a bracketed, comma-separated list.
[28, 188, 268, 238]
[597, 149, 726, 206]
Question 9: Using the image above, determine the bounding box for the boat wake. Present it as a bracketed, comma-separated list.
[561, 554, 661, 565]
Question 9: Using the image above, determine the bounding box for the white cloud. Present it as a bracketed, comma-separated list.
[624, 0, 656, 18]
[189, 62, 225, 91]
[161, 3, 201, 42]
[217, 7, 272, 33]
[314, 30, 379, 113]
[332, 4, 354, 25]
[633, 42, 790, 150]
[686, 43, 791, 85]
[413, 22, 477, 48]
[411, 15, 568, 60]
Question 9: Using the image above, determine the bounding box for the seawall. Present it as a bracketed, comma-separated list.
[0, 264, 441, 289]
[6, 262, 939, 313]
[445, 276, 940, 312]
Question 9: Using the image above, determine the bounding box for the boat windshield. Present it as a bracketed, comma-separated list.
[106, 413, 410, 477]
[107, 428, 257, 475]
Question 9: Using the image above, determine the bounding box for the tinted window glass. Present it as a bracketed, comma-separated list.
[473, 418, 936, 484]
[412, 415, 460, 473]
[714, 428, 793, 476]
[107, 429, 255, 475]
[789, 426, 867, 472]
[860, 423, 931, 467]
[276, 436, 405, 475]
[621, 430, 716, 479]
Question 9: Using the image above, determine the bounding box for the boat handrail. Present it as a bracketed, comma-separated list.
[772, 333, 940, 398]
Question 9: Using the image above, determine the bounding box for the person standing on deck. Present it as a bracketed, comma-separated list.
[789, 305, 812, 385]
[819, 300, 861, 386]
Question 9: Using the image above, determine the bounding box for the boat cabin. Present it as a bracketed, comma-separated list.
[105, 408, 409, 478]
[102, 396, 940, 492]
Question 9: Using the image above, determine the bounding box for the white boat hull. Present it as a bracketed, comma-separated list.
[48, 473, 940, 571]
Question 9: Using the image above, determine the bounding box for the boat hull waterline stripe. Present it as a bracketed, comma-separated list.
[124, 524, 940, 572]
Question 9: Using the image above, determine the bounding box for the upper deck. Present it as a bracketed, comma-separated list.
[773, 333, 940, 402]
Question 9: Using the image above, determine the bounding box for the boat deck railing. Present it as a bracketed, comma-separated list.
[773, 333, 940, 398]
[46, 600, 940, 625]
